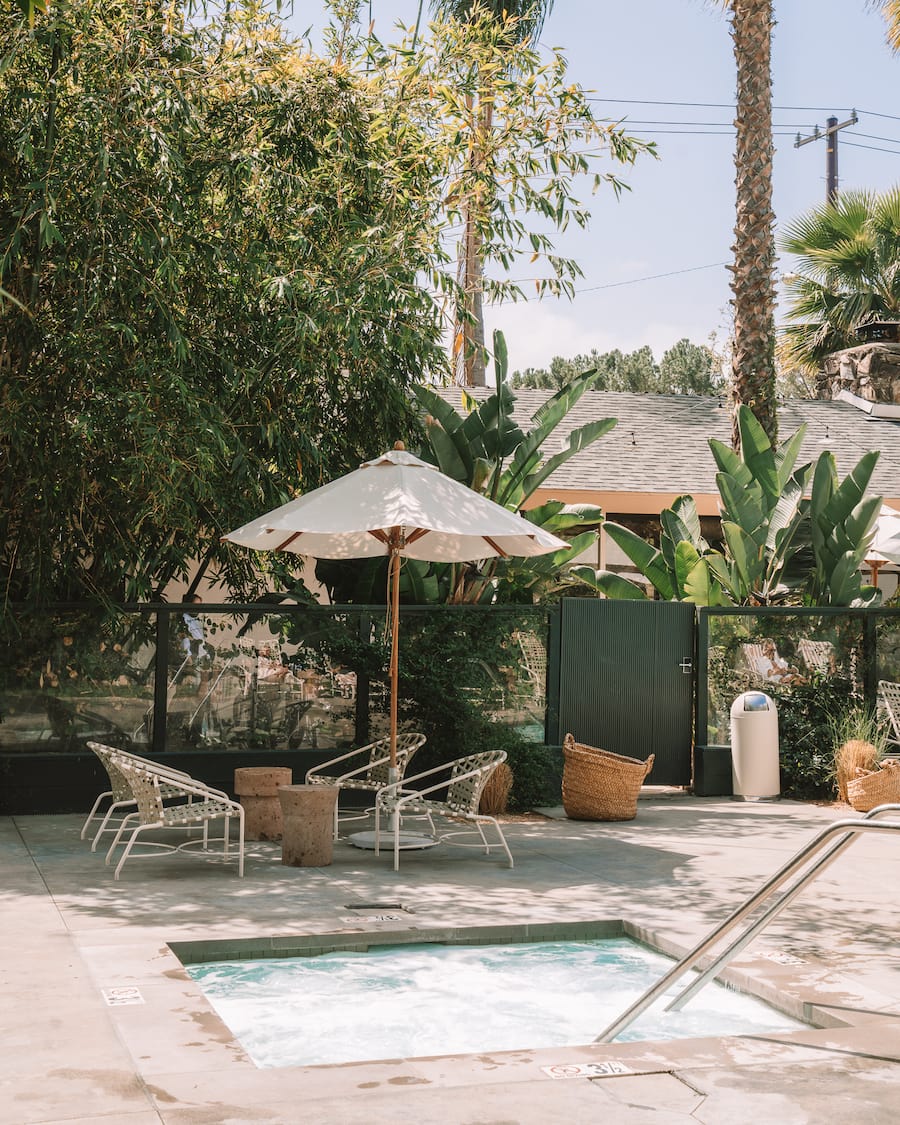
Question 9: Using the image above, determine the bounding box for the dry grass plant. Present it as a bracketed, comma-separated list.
[836, 739, 880, 803]
[830, 704, 889, 803]
[479, 762, 513, 815]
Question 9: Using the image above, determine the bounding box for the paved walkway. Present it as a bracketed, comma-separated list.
[3, 793, 900, 1124]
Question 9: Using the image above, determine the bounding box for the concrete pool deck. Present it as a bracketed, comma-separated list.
[3, 792, 900, 1124]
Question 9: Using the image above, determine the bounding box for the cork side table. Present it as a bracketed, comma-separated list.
[233, 766, 293, 841]
[278, 784, 340, 867]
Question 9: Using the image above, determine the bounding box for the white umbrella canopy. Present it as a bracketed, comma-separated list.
[225, 446, 566, 561]
[866, 505, 900, 587]
[223, 445, 567, 770]
[870, 505, 900, 564]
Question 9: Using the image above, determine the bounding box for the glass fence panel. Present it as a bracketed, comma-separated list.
[0, 611, 156, 753]
[361, 607, 550, 771]
[2, 603, 552, 758]
[876, 614, 900, 684]
[163, 607, 366, 753]
[705, 611, 864, 746]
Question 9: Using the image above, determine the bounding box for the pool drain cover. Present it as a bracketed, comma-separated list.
[341, 901, 411, 922]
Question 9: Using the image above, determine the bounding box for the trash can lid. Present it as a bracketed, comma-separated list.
[740, 691, 771, 712]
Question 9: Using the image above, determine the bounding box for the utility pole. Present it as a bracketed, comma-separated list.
[794, 111, 858, 205]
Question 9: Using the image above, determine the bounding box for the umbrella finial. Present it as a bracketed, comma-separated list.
[393, 440, 406, 451]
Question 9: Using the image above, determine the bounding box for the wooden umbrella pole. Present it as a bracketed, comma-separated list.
[389, 543, 401, 778]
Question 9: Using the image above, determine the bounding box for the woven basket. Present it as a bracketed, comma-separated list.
[847, 759, 900, 812]
[562, 733, 654, 821]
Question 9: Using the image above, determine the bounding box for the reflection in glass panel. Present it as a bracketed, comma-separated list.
[164, 608, 365, 753]
[876, 615, 900, 684]
[2, 604, 552, 758]
[705, 612, 863, 746]
[0, 612, 156, 753]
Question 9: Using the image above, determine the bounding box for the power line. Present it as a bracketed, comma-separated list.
[843, 140, 900, 155]
[628, 128, 800, 136]
[483, 261, 729, 303]
[617, 118, 816, 128]
[846, 130, 900, 146]
[586, 96, 863, 113]
[856, 107, 900, 122]
[574, 261, 728, 296]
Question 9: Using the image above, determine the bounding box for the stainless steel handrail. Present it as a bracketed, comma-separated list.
[594, 805, 900, 1044]
[666, 802, 900, 1012]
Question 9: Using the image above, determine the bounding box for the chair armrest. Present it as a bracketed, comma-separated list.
[125, 766, 240, 810]
[376, 759, 450, 799]
[123, 752, 193, 780]
[316, 754, 393, 785]
[305, 741, 381, 782]
[377, 763, 490, 810]
[111, 753, 231, 803]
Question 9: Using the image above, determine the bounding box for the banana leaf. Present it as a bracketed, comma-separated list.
[570, 566, 649, 600]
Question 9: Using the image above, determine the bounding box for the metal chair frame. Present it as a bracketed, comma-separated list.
[374, 750, 514, 872]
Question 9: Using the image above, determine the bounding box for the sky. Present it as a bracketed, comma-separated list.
[284, 2, 900, 375]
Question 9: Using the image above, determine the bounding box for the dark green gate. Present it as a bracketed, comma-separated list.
[550, 599, 695, 786]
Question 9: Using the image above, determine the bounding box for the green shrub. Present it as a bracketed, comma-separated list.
[765, 675, 856, 799]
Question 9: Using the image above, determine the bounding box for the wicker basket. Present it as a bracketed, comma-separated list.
[847, 759, 900, 812]
[562, 733, 654, 821]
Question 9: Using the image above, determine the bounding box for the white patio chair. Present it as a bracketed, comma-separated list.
[798, 638, 836, 675]
[374, 750, 514, 872]
[102, 753, 245, 880]
[305, 733, 426, 838]
[82, 742, 201, 850]
[877, 680, 900, 751]
[516, 630, 547, 704]
[741, 641, 804, 686]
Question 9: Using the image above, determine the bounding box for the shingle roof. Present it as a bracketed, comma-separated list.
[433, 388, 900, 501]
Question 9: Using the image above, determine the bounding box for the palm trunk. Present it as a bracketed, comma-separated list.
[453, 90, 493, 387]
[729, 0, 777, 449]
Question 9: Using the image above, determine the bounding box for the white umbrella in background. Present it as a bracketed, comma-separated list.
[866, 504, 900, 587]
[223, 443, 567, 774]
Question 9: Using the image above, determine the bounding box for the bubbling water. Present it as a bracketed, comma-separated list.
[187, 938, 804, 1068]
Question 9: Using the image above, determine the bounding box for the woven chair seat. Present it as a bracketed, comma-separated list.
[562, 733, 654, 821]
[160, 798, 240, 827]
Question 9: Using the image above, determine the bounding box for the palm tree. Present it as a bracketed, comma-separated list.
[880, 0, 900, 50]
[727, 0, 777, 448]
[725, 1, 900, 449]
[779, 187, 900, 373]
[429, 0, 555, 386]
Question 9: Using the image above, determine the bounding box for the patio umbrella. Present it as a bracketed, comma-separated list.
[223, 444, 567, 773]
[866, 505, 900, 587]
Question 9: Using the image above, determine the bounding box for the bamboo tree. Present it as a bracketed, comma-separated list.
[368, 6, 650, 386]
[430, 1, 555, 385]
[0, 0, 446, 608]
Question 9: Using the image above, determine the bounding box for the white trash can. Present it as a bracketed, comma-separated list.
[730, 691, 780, 800]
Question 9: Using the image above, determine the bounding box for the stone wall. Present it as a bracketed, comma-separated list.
[818, 342, 900, 402]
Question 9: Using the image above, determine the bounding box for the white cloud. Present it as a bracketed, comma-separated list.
[483, 303, 614, 373]
[481, 302, 724, 377]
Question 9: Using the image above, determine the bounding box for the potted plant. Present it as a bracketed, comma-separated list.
[829, 704, 890, 805]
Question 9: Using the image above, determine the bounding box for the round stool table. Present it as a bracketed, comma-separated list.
[233, 766, 293, 841]
[278, 784, 340, 867]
